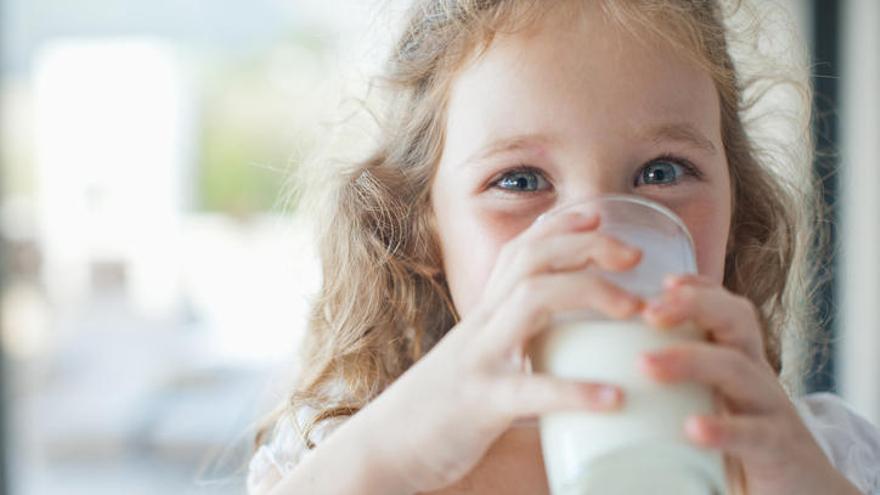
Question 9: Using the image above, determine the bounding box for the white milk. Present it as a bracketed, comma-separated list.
[532, 317, 727, 495]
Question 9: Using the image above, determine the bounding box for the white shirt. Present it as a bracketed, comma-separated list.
[247, 392, 880, 494]
[795, 392, 880, 494]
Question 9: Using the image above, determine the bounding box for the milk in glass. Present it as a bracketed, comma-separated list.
[529, 195, 727, 495]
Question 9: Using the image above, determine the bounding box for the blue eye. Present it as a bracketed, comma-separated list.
[493, 167, 550, 193]
[636, 157, 698, 187]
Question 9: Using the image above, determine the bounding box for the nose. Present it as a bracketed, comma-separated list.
[559, 154, 631, 205]
[551, 174, 625, 217]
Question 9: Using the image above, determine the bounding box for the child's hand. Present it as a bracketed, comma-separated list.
[353, 209, 643, 494]
[639, 274, 863, 495]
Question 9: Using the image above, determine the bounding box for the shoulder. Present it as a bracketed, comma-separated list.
[246, 406, 347, 495]
[794, 392, 880, 494]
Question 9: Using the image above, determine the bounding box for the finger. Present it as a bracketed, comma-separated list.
[517, 232, 642, 275]
[493, 374, 624, 420]
[480, 211, 601, 311]
[482, 271, 643, 350]
[494, 211, 600, 281]
[642, 283, 767, 364]
[525, 209, 600, 241]
[638, 342, 781, 413]
[663, 273, 715, 290]
[685, 414, 782, 466]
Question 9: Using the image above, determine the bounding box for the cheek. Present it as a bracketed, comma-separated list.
[436, 204, 537, 317]
[677, 199, 730, 283]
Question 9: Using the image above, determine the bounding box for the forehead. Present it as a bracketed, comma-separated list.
[443, 5, 721, 155]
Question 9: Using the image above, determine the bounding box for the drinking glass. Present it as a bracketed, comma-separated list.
[530, 194, 727, 495]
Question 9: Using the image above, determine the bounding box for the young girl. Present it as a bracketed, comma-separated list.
[247, 1, 880, 493]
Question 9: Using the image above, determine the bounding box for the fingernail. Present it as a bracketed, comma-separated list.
[570, 211, 598, 226]
[684, 415, 703, 438]
[596, 386, 620, 406]
[645, 298, 665, 315]
[640, 352, 666, 367]
[685, 415, 718, 445]
[618, 246, 641, 261]
[664, 274, 683, 289]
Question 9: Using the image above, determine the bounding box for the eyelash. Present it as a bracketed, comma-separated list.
[488, 153, 703, 194]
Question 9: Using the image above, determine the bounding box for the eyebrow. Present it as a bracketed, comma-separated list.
[642, 122, 718, 155]
[461, 133, 557, 168]
[461, 122, 717, 169]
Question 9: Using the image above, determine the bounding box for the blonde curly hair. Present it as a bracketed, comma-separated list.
[254, 0, 824, 454]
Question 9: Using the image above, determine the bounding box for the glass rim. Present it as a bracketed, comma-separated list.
[553, 193, 697, 257]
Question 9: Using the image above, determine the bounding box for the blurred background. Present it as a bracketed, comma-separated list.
[0, 0, 877, 494]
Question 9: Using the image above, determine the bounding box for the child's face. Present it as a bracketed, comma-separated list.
[430, 6, 732, 318]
